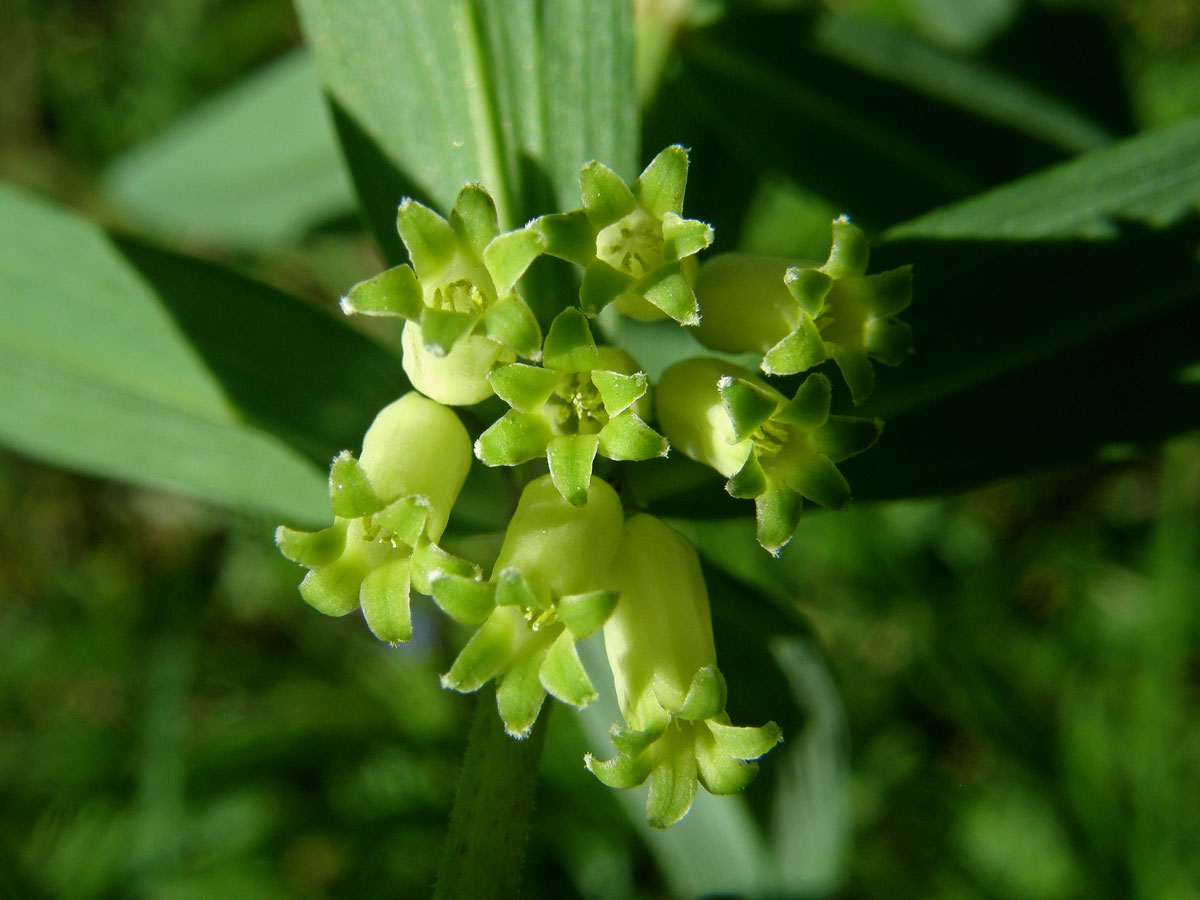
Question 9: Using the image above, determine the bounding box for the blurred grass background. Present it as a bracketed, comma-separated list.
[1, 0, 1198, 898]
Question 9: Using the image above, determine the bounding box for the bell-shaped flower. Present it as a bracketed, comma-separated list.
[693, 216, 913, 403]
[586, 515, 781, 829]
[534, 146, 714, 325]
[432, 474, 625, 738]
[656, 358, 881, 554]
[275, 392, 478, 643]
[474, 308, 668, 506]
[340, 184, 545, 405]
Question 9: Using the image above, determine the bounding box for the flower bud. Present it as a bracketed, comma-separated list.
[586, 515, 781, 828]
[276, 392, 476, 643]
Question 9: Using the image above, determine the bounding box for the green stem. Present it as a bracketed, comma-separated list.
[434, 696, 548, 900]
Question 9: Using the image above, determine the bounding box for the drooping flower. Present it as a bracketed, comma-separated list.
[474, 308, 668, 505]
[655, 358, 881, 554]
[433, 474, 625, 738]
[275, 392, 478, 643]
[341, 184, 544, 405]
[586, 514, 781, 828]
[535, 145, 714, 325]
[693, 216, 912, 403]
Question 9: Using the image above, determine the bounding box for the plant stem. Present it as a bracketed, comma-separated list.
[433, 696, 547, 900]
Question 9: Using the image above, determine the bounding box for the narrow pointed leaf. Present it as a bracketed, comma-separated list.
[547, 433, 600, 506]
[865, 316, 914, 366]
[633, 144, 689, 218]
[777, 452, 852, 509]
[359, 557, 413, 643]
[862, 265, 914, 317]
[611, 724, 665, 756]
[442, 612, 515, 693]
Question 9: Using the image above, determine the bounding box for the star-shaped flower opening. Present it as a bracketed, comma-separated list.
[474, 308, 668, 506]
[340, 184, 546, 405]
[534, 146, 714, 325]
[656, 358, 882, 554]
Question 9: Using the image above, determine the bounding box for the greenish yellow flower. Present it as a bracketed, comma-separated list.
[693, 216, 912, 403]
[433, 475, 625, 738]
[275, 392, 477, 643]
[586, 515, 781, 828]
[341, 184, 544, 405]
[656, 358, 881, 554]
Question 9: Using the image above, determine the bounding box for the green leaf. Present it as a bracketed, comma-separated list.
[542, 308, 600, 372]
[102, 50, 354, 249]
[0, 184, 407, 527]
[328, 452, 382, 518]
[539, 631, 597, 708]
[546, 434, 600, 506]
[342, 264, 423, 319]
[489, 364, 562, 413]
[633, 145, 690, 219]
[475, 410, 553, 467]
[888, 116, 1200, 241]
[296, 0, 636, 259]
[359, 557, 414, 644]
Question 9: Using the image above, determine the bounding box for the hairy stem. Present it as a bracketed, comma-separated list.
[434, 696, 548, 900]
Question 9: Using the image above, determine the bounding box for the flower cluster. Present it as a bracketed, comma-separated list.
[277, 147, 913, 826]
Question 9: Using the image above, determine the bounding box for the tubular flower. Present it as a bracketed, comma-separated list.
[534, 145, 714, 325]
[656, 358, 881, 555]
[341, 184, 545, 405]
[474, 308, 668, 506]
[586, 515, 781, 829]
[693, 216, 913, 403]
[433, 475, 625, 738]
[275, 392, 478, 643]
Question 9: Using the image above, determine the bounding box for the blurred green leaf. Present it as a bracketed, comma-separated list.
[0, 183, 408, 524]
[295, 0, 637, 260]
[888, 115, 1200, 240]
[103, 50, 355, 249]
